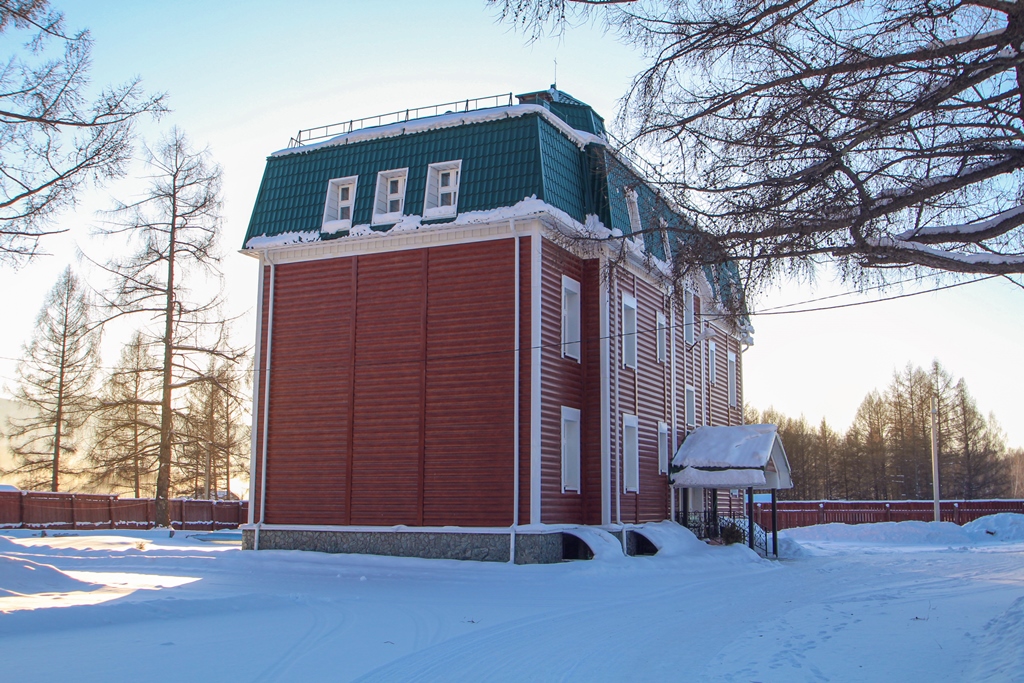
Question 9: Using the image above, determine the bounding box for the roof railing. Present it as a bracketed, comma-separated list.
[288, 93, 515, 147]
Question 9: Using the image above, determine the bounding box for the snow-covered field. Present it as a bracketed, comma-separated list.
[2, 516, 1023, 682]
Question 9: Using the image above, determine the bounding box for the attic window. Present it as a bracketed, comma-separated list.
[373, 168, 408, 224]
[625, 188, 642, 239]
[322, 176, 358, 232]
[424, 160, 462, 218]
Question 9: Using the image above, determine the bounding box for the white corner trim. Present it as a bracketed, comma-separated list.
[530, 225, 543, 525]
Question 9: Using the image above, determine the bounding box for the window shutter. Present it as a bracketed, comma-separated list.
[658, 421, 669, 474]
[623, 414, 639, 492]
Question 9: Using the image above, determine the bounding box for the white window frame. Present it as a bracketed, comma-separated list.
[683, 289, 695, 345]
[561, 275, 581, 362]
[322, 175, 358, 232]
[656, 311, 667, 363]
[708, 340, 717, 385]
[728, 351, 738, 407]
[658, 421, 670, 474]
[372, 168, 408, 224]
[685, 385, 696, 429]
[622, 293, 637, 369]
[625, 187, 642, 239]
[623, 413, 639, 493]
[423, 160, 462, 218]
[561, 406, 581, 493]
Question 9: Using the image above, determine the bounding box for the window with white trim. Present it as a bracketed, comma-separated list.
[728, 351, 738, 407]
[372, 168, 408, 224]
[685, 385, 696, 429]
[625, 187, 642, 238]
[561, 406, 581, 493]
[423, 160, 462, 218]
[708, 340, 717, 385]
[623, 413, 639, 492]
[656, 311, 667, 363]
[658, 421, 670, 474]
[562, 275, 581, 361]
[683, 289, 695, 345]
[622, 293, 637, 369]
[322, 176, 358, 231]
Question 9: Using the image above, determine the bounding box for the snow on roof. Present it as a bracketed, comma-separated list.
[671, 424, 793, 490]
[271, 104, 606, 158]
[672, 424, 780, 469]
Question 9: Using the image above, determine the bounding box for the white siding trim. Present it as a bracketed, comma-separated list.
[247, 257, 265, 524]
[530, 228, 543, 524]
[256, 262, 276, 545]
[599, 259, 611, 525]
[683, 289, 695, 345]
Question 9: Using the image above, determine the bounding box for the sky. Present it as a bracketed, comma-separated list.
[0, 0, 1021, 449]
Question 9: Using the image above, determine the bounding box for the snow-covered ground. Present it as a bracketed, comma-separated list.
[2, 517, 1023, 682]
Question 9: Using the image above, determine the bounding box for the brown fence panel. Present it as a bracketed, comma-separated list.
[72, 494, 116, 529]
[112, 499, 151, 528]
[757, 499, 1024, 531]
[181, 500, 214, 531]
[0, 492, 21, 528]
[239, 501, 249, 526]
[21, 492, 74, 529]
[211, 501, 242, 529]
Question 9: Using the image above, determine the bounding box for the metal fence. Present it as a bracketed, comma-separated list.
[0, 490, 247, 530]
[752, 499, 1024, 532]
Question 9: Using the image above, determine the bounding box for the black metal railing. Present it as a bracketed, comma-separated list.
[678, 509, 769, 556]
[288, 93, 515, 147]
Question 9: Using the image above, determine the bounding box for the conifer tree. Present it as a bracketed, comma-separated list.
[4, 267, 99, 490]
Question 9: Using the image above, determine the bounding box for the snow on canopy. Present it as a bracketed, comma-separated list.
[671, 424, 793, 490]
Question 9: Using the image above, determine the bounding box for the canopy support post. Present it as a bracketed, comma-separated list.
[681, 487, 689, 526]
[771, 488, 778, 558]
[747, 486, 754, 551]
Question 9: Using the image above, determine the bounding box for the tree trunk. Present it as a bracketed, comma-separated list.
[154, 205, 177, 527]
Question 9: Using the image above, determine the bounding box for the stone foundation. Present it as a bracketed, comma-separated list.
[242, 527, 566, 564]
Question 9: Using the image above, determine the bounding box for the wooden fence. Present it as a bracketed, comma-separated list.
[0, 491, 248, 531]
[753, 499, 1024, 532]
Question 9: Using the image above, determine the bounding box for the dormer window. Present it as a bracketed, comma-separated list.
[424, 160, 462, 218]
[373, 168, 408, 224]
[322, 175, 358, 233]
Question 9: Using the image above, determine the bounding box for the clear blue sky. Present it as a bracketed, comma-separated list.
[1, 0, 1021, 448]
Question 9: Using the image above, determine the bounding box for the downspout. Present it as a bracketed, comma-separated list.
[669, 286, 677, 522]
[247, 255, 266, 523]
[255, 260, 276, 551]
[511, 220, 520, 563]
[599, 256, 611, 526]
[612, 266, 621, 530]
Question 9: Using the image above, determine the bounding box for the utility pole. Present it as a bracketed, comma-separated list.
[930, 395, 941, 522]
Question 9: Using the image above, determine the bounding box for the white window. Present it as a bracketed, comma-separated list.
[622, 293, 637, 369]
[708, 340, 717, 385]
[423, 160, 462, 218]
[683, 289, 694, 345]
[561, 406, 581, 493]
[658, 421, 670, 474]
[656, 311, 667, 363]
[561, 275, 581, 361]
[728, 351, 738, 407]
[322, 175, 358, 232]
[623, 413, 639, 493]
[372, 168, 408, 224]
[625, 187, 642, 238]
[685, 385, 696, 429]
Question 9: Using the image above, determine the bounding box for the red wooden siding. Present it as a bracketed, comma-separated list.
[581, 259, 603, 524]
[256, 239, 522, 527]
[518, 236, 532, 525]
[539, 240, 585, 524]
[262, 258, 352, 525]
[423, 241, 516, 526]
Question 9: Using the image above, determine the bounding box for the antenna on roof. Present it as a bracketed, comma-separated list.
[553, 58, 557, 91]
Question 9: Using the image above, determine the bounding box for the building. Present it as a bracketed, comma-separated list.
[240, 88, 753, 562]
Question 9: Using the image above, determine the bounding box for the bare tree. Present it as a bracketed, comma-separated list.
[95, 128, 243, 525]
[177, 360, 250, 500]
[1008, 447, 1024, 498]
[494, 0, 1024, 296]
[89, 332, 161, 498]
[0, 1, 165, 264]
[3, 266, 99, 490]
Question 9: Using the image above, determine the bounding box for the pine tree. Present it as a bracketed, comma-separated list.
[4, 267, 99, 490]
[89, 333, 162, 498]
